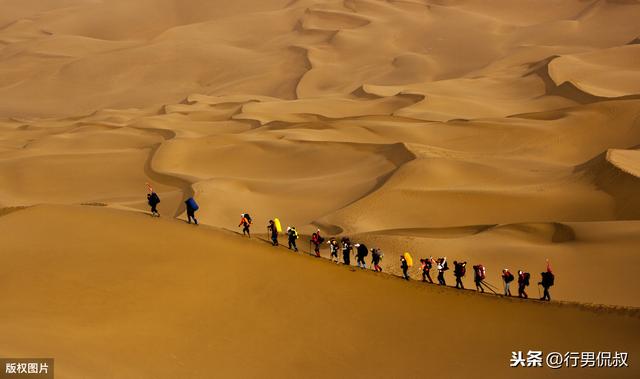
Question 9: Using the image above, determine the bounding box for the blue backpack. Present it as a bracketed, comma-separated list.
[186, 197, 199, 211]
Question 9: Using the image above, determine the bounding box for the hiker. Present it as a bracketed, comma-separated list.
[267, 220, 278, 246]
[239, 213, 252, 238]
[341, 237, 352, 265]
[518, 270, 530, 299]
[328, 238, 339, 263]
[311, 230, 324, 257]
[453, 261, 467, 289]
[420, 257, 434, 283]
[354, 243, 368, 269]
[371, 248, 383, 272]
[473, 264, 486, 292]
[287, 226, 299, 252]
[185, 197, 199, 225]
[147, 191, 160, 217]
[502, 269, 514, 296]
[400, 255, 410, 280]
[436, 257, 448, 285]
[538, 260, 554, 301]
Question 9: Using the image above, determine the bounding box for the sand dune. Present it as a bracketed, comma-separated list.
[1, 1, 640, 375]
[0, 205, 638, 378]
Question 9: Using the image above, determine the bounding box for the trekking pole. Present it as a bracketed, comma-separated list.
[537, 284, 541, 298]
[481, 281, 499, 295]
[484, 280, 502, 295]
[481, 280, 498, 291]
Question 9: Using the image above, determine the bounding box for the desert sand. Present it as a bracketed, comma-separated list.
[1, 0, 640, 377]
[1, 205, 639, 378]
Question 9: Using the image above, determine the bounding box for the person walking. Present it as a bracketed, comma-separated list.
[473, 264, 486, 293]
[185, 197, 199, 225]
[518, 270, 530, 299]
[311, 230, 324, 257]
[436, 257, 448, 286]
[400, 255, 410, 280]
[502, 269, 514, 296]
[287, 226, 299, 252]
[420, 258, 434, 283]
[239, 213, 252, 238]
[539, 259, 554, 301]
[147, 191, 161, 217]
[453, 261, 467, 289]
[341, 237, 352, 266]
[371, 248, 383, 272]
[328, 238, 339, 263]
[267, 220, 278, 246]
[354, 243, 368, 269]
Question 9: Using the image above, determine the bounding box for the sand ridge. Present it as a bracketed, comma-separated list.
[0, 205, 639, 378]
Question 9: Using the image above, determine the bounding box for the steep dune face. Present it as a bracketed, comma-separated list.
[548, 45, 640, 98]
[1, 206, 639, 378]
[1, 0, 640, 308]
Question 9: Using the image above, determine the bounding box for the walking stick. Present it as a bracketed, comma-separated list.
[481, 281, 499, 295]
[537, 284, 541, 298]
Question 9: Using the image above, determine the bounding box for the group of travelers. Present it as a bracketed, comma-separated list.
[417, 258, 555, 300]
[145, 191, 556, 302]
[261, 214, 556, 301]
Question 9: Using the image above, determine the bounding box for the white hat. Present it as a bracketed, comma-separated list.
[354, 243, 360, 247]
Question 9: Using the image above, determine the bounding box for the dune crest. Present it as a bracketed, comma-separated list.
[1, 0, 640, 310]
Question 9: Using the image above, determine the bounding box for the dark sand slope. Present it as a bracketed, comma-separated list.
[0, 205, 638, 378]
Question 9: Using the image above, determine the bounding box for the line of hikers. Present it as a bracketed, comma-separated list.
[146, 185, 200, 225]
[145, 191, 555, 301]
[262, 216, 556, 302]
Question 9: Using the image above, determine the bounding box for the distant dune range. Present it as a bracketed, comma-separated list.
[1, 0, 640, 311]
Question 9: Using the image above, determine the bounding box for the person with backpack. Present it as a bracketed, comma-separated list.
[185, 197, 199, 225]
[267, 220, 278, 246]
[371, 248, 383, 272]
[147, 191, 161, 217]
[341, 237, 352, 265]
[502, 269, 514, 296]
[473, 264, 486, 293]
[420, 257, 434, 283]
[328, 238, 339, 263]
[354, 243, 368, 269]
[400, 255, 410, 280]
[239, 213, 252, 238]
[538, 259, 554, 301]
[518, 270, 530, 299]
[311, 230, 324, 257]
[453, 261, 467, 289]
[287, 226, 299, 252]
[436, 257, 448, 286]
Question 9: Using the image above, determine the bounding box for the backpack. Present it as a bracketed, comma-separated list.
[318, 235, 325, 244]
[460, 265, 466, 277]
[186, 197, 199, 211]
[475, 265, 486, 280]
[442, 261, 449, 271]
[244, 214, 252, 224]
[311, 233, 319, 243]
[151, 192, 160, 204]
[542, 272, 555, 287]
[505, 273, 514, 283]
[425, 260, 432, 270]
[523, 272, 530, 286]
